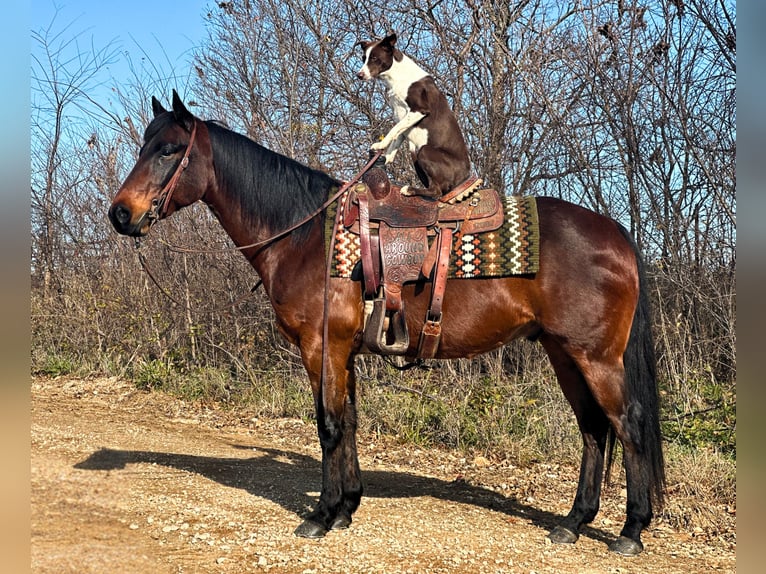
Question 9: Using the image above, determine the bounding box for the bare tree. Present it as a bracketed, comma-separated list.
[184, 0, 739, 431]
[31, 9, 120, 298]
[31, 0, 736, 453]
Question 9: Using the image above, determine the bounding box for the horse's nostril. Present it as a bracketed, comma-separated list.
[114, 205, 130, 225]
[112, 204, 131, 226]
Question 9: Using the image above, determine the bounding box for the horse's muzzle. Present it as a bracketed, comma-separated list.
[108, 203, 151, 237]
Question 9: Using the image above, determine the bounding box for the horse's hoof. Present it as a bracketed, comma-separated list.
[609, 535, 644, 556]
[294, 520, 328, 539]
[548, 526, 579, 544]
[330, 515, 351, 530]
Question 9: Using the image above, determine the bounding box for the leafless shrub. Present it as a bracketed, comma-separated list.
[32, 0, 736, 471]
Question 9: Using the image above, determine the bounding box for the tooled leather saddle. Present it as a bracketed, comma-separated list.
[340, 159, 504, 359]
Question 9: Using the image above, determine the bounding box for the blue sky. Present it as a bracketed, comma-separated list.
[33, 0, 210, 109]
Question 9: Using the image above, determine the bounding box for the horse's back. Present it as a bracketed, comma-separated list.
[536, 196, 634, 254]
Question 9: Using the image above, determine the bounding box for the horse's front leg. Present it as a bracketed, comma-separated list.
[294, 338, 362, 538]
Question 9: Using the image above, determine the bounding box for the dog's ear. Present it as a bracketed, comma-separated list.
[383, 32, 397, 47]
[383, 33, 404, 62]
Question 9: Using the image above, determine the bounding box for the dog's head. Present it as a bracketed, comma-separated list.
[356, 33, 403, 80]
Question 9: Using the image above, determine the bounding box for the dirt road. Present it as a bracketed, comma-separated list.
[31, 376, 735, 573]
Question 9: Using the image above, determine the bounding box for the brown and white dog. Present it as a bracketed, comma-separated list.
[357, 33, 471, 199]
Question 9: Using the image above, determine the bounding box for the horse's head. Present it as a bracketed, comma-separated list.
[109, 90, 211, 237]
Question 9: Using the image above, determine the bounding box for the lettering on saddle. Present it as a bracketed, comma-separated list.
[342, 160, 504, 358]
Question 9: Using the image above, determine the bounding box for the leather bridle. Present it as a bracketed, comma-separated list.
[148, 119, 198, 222]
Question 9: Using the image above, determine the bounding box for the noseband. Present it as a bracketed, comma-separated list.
[149, 119, 198, 221]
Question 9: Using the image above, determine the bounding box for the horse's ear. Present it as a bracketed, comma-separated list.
[171, 89, 195, 132]
[151, 96, 167, 117]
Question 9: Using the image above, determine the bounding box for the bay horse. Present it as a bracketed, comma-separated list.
[108, 91, 665, 556]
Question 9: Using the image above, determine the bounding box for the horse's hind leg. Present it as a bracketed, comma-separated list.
[575, 356, 656, 555]
[542, 336, 611, 544]
[545, 334, 655, 555]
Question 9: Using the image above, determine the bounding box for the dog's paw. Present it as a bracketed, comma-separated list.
[400, 185, 412, 196]
[370, 140, 387, 151]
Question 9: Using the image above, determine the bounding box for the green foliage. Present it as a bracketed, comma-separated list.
[661, 375, 736, 457]
[357, 360, 581, 463]
[233, 372, 314, 420]
[131, 359, 176, 391]
[123, 357, 315, 420]
[129, 360, 232, 403]
[33, 353, 77, 378]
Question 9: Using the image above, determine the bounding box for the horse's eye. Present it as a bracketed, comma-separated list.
[159, 144, 177, 157]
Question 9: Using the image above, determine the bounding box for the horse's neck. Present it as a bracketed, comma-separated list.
[201, 128, 329, 322]
[203, 190, 323, 304]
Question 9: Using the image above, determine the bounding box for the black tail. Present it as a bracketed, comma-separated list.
[614, 224, 666, 508]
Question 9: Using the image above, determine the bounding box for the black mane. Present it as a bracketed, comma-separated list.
[204, 121, 339, 241]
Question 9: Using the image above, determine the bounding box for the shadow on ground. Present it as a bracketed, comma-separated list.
[75, 443, 615, 546]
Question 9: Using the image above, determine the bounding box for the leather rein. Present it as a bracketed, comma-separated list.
[148, 117, 383, 255]
[132, 123, 401, 388]
[136, 118, 382, 312]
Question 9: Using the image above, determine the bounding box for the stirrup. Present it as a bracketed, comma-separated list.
[364, 298, 410, 355]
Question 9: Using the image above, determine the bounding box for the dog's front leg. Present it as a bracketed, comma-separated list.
[371, 111, 426, 160]
[373, 133, 405, 164]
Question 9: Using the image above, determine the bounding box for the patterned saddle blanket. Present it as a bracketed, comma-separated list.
[325, 191, 540, 280]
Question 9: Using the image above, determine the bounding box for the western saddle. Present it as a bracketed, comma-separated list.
[340, 157, 505, 359]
